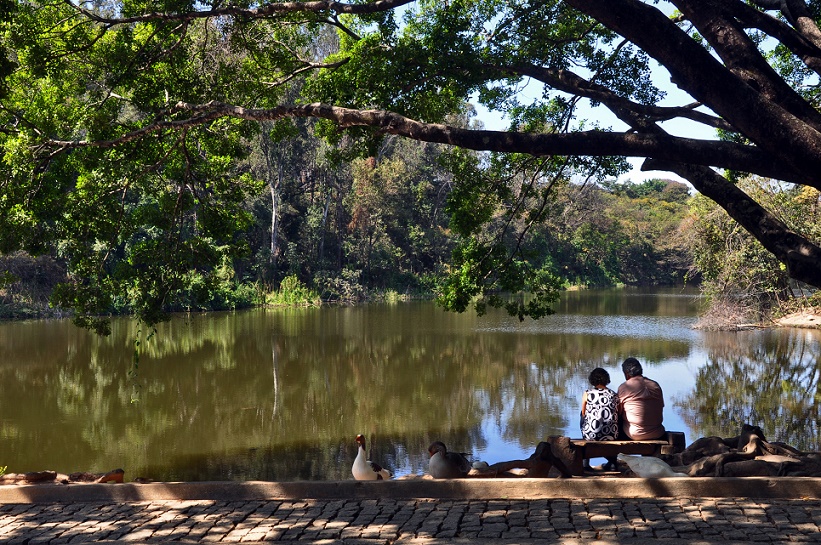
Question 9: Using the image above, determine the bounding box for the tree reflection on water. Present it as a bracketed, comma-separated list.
[4, 291, 818, 481]
[676, 328, 821, 451]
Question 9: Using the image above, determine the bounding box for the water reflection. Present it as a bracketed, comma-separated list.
[675, 328, 821, 451]
[0, 289, 817, 481]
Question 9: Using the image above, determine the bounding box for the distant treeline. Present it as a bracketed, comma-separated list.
[0, 124, 694, 320]
[2, 121, 818, 324]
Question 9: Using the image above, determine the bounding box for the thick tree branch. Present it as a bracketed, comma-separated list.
[781, 0, 821, 50]
[670, 0, 821, 132]
[41, 101, 815, 188]
[565, 0, 821, 183]
[645, 158, 821, 287]
[734, 1, 821, 75]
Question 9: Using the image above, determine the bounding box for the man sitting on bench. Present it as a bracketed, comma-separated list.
[617, 357, 666, 441]
[595, 357, 666, 471]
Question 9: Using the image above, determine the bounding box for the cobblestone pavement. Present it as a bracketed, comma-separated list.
[1, 497, 820, 544]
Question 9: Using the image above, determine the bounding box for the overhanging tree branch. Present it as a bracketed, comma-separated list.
[645, 158, 821, 287]
[41, 101, 816, 188]
[735, 1, 821, 75]
[671, 0, 821, 132]
[566, 0, 821, 183]
[64, 0, 416, 25]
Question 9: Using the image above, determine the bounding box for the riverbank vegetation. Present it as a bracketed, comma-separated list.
[0, 167, 695, 322]
[2, 1, 821, 329]
[3, 154, 816, 329]
[688, 177, 821, 329]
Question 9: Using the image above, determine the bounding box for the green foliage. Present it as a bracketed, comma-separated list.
[442, 149, 504, 236]
[1, 0, 737, 329]
[601, 178, 691, 203]
[266, 275, 320, 307]
[0, 0, 270, 331]
[685, 177, 820, 322]
[0, 252, 66, 318]
[437, 151, 572, 319]
[314, 268, 367, 302]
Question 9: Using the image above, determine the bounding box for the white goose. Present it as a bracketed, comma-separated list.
[352, 434, 392, 480]
[428, 441, 472, 479]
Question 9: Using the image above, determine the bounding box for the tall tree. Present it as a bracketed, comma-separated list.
[3, 0, 821, 325]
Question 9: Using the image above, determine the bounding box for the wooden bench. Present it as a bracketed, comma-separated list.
[548, 432, 686, 476]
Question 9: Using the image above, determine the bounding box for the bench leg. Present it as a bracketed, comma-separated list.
[546, 436, 585, 476]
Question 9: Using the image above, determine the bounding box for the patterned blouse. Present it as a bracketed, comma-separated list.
[581, 387, 619, 440]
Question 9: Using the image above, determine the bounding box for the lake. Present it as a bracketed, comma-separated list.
[0, 287, 819, 481]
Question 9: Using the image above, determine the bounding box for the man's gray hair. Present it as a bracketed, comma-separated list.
[622, 357, 643, 377]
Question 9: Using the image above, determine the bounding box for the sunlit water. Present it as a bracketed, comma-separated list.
[1, 287, 818, 481]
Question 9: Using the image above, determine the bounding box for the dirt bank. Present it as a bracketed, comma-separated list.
[775, 311, 821, 329]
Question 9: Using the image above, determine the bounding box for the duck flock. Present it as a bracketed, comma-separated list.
[352, 434, 478, 481]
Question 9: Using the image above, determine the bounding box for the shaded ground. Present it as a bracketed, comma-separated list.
[1, 494, 820, 544]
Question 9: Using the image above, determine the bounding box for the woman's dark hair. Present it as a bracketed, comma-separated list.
[588, 367, 610, 386]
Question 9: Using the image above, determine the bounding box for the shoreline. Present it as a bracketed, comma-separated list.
[1, 478, 821, 504]
[774, 310, 821, 329]
[694, 310, 821, 331]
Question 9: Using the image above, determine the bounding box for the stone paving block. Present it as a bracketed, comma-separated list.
[318, 528, 342, 539]
[655, 528, 680, 538]
[7, 536, 36, 545]
[530, 528, 558, 539]
[261, 527, 284, 540]
[3, 492, 821, 544]
[223, 530, 251, 541]
[501, 526, 531, 538]
[162, 528, 195, 541]
[301, 529, 323, 539]
[119, 528, 156, 541]
[280, 528, 305, 540]
[722, 530, 750, 540]
[615, 527, 635, 538]
[188, 523, 211, 540]
[379, 528, 399, 539]
[789, 535, 818, 542]
[795, 522, 821, 533]
[749, 533, 775, 542]
[441, 515, 461, 529]
[29, 534, 61, 545]
[340, 526, 363, 538]
[390, 513, 412, 524]
[242, 528, 270, 542]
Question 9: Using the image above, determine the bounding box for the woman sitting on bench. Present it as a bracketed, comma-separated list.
[580, 367, 619, 470]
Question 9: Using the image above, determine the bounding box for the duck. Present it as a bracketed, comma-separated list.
[352, 434, 392, 481]
[617, 453, 688, 478]
[428, 441, 472, 479]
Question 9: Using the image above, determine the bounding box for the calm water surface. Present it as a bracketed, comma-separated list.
[1, 288, 819, 481]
